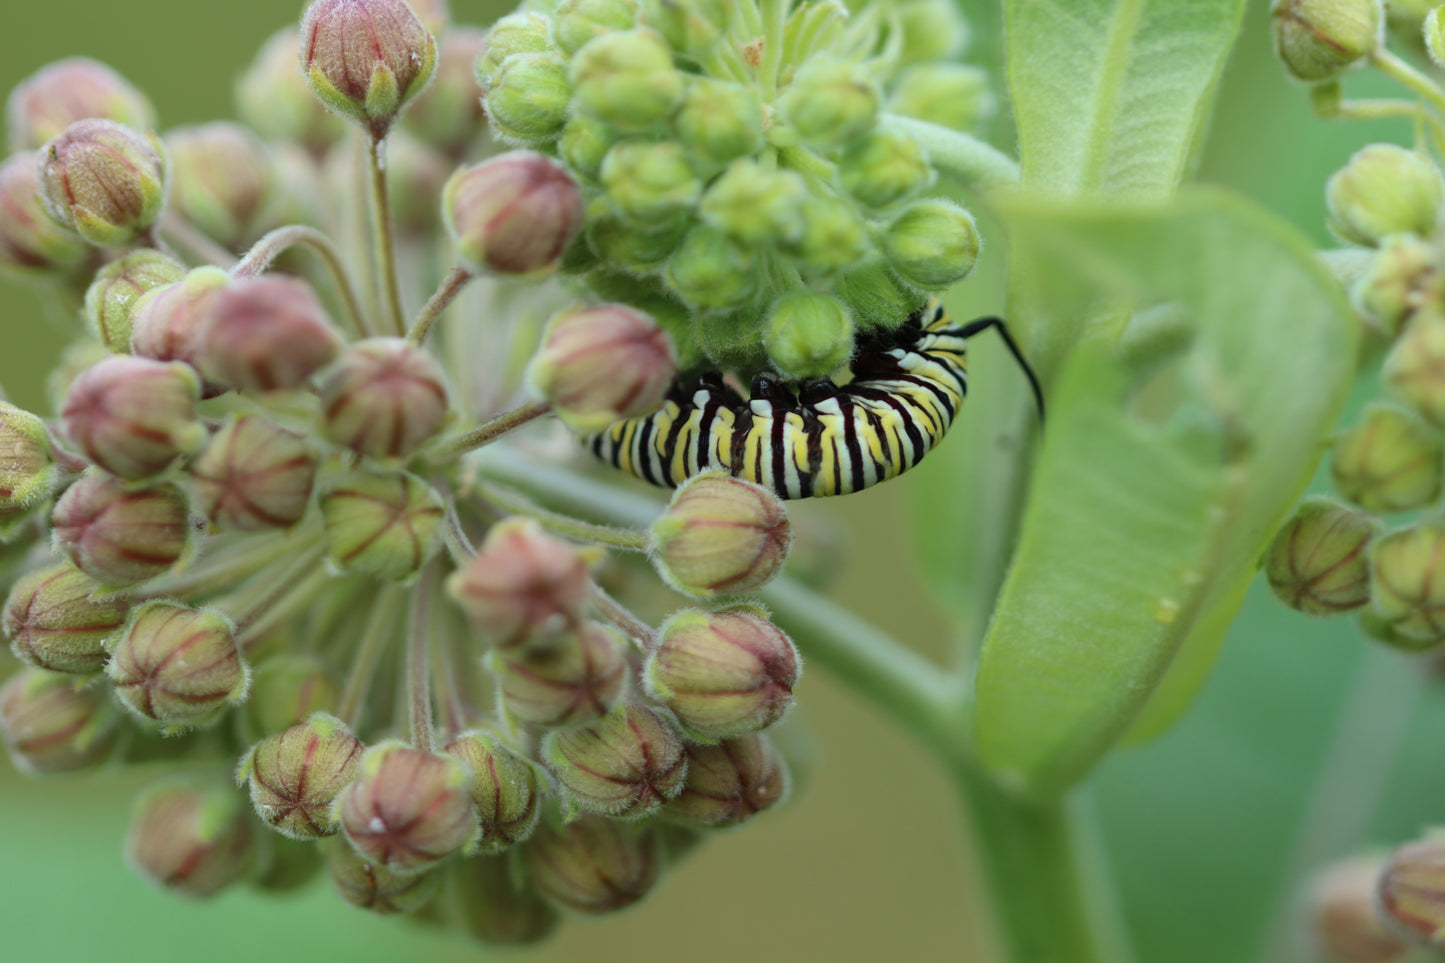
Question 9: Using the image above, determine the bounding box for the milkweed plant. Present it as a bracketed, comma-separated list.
[8, 0, 1445, 959]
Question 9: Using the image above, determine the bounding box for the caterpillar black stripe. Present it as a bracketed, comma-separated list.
[587, 299, 1043, 499]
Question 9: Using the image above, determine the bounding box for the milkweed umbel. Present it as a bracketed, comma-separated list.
[587, 299, 1044, 499]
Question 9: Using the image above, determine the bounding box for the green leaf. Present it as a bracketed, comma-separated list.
[971, 189, 1357, 801]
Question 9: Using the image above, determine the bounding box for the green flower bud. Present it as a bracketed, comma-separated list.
[543, 701, 687, 818]
[488, 621, 629, 728]
[699, 160, 807, 245]
[522, 813, 661, 914]
[444, 151, 585, 275]
[238, 712, 363, 838]
[584, 207, 690, 270]
[82, 250, 184, 352]
[478, 13, 552, 77]
[196, 276, 343, 394]
[786, 191, 868, 277]
[1271, 0, 1382, 83]
[37, 119, 168, 247]
[692, 308, 768, 370]
[895, 0, 972, 64]
[833, 262, 924, 328]
[320, 470, 444, 581]
[445, 854, 560, 945]
[1357, 605, 1445, 652]
[4, 563, 127, 674]
[882, 198, 982, 290]
[600, 140, 700, 225]
[781, 1, 848, 64]
[778, 57, 880, 150]
[1354, 234, 1445, 336]
[1386, 313, 1445, 428]
[108, 601, 249, 727]
[1264, 496, 1378, 616]
[236, 29, 347, 155]
[765, 291, 856, 378]
[323, 835, 442, 914]
[558, 115, 618, 181]
[1370, 521, 1445, 641]
[190, 413, 319, 532]
[664, 734, 789, 827]
[665, 223, 759, 311]
[838, 127, 932, 210]
[444, 729, 542, 852]
[1306, 856, 1411, 963]
[0, 151, 89, 275]
[570, 29, 683, 132]
[299, 0, 439, 137]
[0, 402, 56, 520]
[645, 605, 800, 741]
[673, 78, 764, 168]
[529, 301, 678, 434]
[639, 0, 730, 55]
[401, 27, 488, 155]
[1327, 144, 1443, 247]
[0, 668, 117, 774]
[51, 470, 193, 588]
[318, 338, 450, 459]
[484, 53, 572, 145]
[1332, 402, 1443, 512]
[1428, 7, 1445, 70]
[127, 780, 258, 899]
[7, 58, 155, 152]
[129, 266, 231, 373]
[651, 471, 792, 597]
[61, 355, 203, 480]
[889, 63, 996, 134]
[1378, 835, 1445, 950]
[239, 657, 339, 740]
[252, 835, 325, 894]
[555, 0, 639, 55]
[337, 740, 479, 874]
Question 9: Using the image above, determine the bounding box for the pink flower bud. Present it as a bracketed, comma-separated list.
[488, 620, 629, 729]
[7, 58, 156, 151]
[164, 122, 276, 251]
[650, 471, 792, 597]
[107, 601, 248, 728]
[318, 338, 450, 459]
[61, 355, 204, 479]
[82, 249, 186, 352]
[543, 701, 688, 818]
[190, 413, 319, 532]
[0, 667, 117, 774]
[401, 27, 487, 156]
[126, 780, 257, 899]
[443, 730, 542, 853]
[0, 401, 57, 521]
[664, 734, 789, 827]
[195, 276, 342, 393]
[444, 151, 584, 275]
[4, 562, 129, 674]
[319, 470, 444, 580]
[0, 151, 90, 274]
[529, 302, 677, 433]
[1307, 856, 1414, 963]
[51, 469, 194, 587]
[337, 740, 479, 874]
[445, 854, 559, 945]
[129, 266, 232, 385]
[1378, 836, 1445, 952]
[238, 712, 363, 838]
[522, 813, 661, 915]
[37, 119, 168, 247]
[300, 0, 439, 137]
[322, 835, 442, 914]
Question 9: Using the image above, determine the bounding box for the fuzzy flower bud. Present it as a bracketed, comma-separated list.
[480, 13, 551, 72]
[664, 734, 789, 827]
[484, 54, 572, 145]
[543, 701, 687, 818]
[784, 192, 868, 279]
[1327, 144, 1443, 247]
[554, 0, 640, 55]
[322, 836, 442, 913]
[882, 198, 981, 290]
[127, 780, 257, 899]
[446, 854, 560, 945]
[1378, 835, 1445, 950]
[1306, 856, 1412, 963]
[61, 355, 203, 479]
[0, 151, 89, 275]
[890, 63, 995, 133]
[570, 29, 683, 131]
[1354, 234, 1445, 336]
[319, 470, 443, 581]
[1430, 9, 1445, 71]
[838, 128, 933, 210]
[238, 712, 363, 838]
[299, 0, 439, 137]
[699, 160, 807, 245]
[236, 29, 347, 154]
[523, 814, 661, 914]
[82, 249, 185, 352]
[673, 78, 764, 168]
[666, 223, 758, 311]
[1271, 0, 1383, 83]
[646, 605, 800, 740]
[7, 58, 155, 151]
[444, 151, 584, 276]
[240, 656, 339, 740]
[1331, 403, 1443, 513]
[337, 740, 479, 874]
[197, 276, 342, 393]
[107, 601, 248, 727]
[1264, 496, 1378, 616]
[0, 402, 56, 520]
[51, 470, 193, 588]
[191, 413, 319, 532]
[600, 141, 700, 225]
[559, 115, 617, 182]
[318, 338, 450, 459]
[639, 0, 730, 56]
[529, 302, 677, 434]
[444, 729, 542, 852]
[401, 27, 487, 155]
[765, 291, 856, 379]
[165, 123, 275, 250]
[36, 119, 167, 247]
[128, 266, 231, 370]
[0, 668, 117, 774]
[1370, 521, 1445, 642]
[779, 57, 880, 150]
[488, 621, 629, 728]
[1386, 313, 1445, 428]
[651, 472, 792, 597]
[4, 562, 129, 673]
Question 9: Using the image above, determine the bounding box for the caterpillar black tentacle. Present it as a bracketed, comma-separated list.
[586, 299, 1043, 499]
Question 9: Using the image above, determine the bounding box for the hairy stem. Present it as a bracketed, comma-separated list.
[337, 588, 404, 730]
[590, 583, 656, 651]
[475, 480, 651, 551]
[1371, 47, 1445, 122]
[159, 213, 238, 269]
[367, 134, 407, 337]
[425, 401, 552, 465]
[233, 224, 371, 338]
[409, 265, 474, 345]
[407, 561, 440, 751]
[885, 115, 1022, 192]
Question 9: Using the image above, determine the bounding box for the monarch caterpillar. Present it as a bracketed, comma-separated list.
[587, 299, 1044, 499]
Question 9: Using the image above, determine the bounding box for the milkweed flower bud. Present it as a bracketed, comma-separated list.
[238, 712, 363, 838]
[1264, 496, 1378, 616]
[883, 198, 982, 290]
[544, 701, 687, 818]
[62, 355, 204, 479]
[1271, 0, 1383, 83]
[129, 266, 231, 370]
[4, 562, 129, 673]
[0, 668, 117, 773]
[673, 78, 764, 168]
[570, 29, 683, 131]
[191, 413, 319, 532]
[1354, 235, 1445, 336]
[838, 128, 932, 210]
[1306, 856, 1412, 962]
[640, 0, 730, 56]
[1378, 835, 1445, 950]
[401, 27, 487, 155]
[0, 151, 89, 275]
[51, 470, 193, 587]
[488, 620, 629, 728]
[786, 193, 868, 279]
[165, 123, 275, 251]
[83, 249, 185, 352]
[664, 734, 789, 827]
[1328, 144, 1443, 247]
[765, 291, 856, 379]
[554, 0, 639, 55]
[559, 115, 618, 182]
[447, 517, 600, 647]
[444, 729, 542, 852]
[483, 54, 572, 145]
[445, 854, 560, 945]
[196, 276, 342, 394]
[1331, 403, 1443, 513]
[1386, 313, 1445, 428]
[645, 605, 801, 741]
[529, 302, 677, 434]
[699, 160, 807, 245]
[779, 57, 880, 150]
[299, 0, 439, 137]
[337, 740, 479, 874]
[445, 151, 584, 276]
[36, 119, 167, 247]
[240, 656, 339, 740]
[127, 780, 257, 899]
[651, 472, 792, 598]
[107, 601, 248, 727]
[1370, 521, 1445, 642]
[585, 208, 689, 270]
[236, 29, 347, 154]
[523, 813, 661, 914]
[600, 141, 701, 225]
[323, 835, 442, 913]
[0, 402, 56, 520]
[479, 13, 551, 73]
[320, 471, 443, 581]
[7, 58, 156, 151]
[666, 224, 758, 311]
[890, 63, 996, 133]
[318, 338, 450, 459]
[1429, 8, 1445, 70]
[895, 0, 972, 63]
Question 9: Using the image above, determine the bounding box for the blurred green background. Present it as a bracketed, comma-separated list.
[2, 2, 1442, 962]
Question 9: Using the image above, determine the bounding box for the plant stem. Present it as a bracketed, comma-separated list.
[408, 265, 474, 345]
[367, 133, 407, 337]
[475, 480, 651, 551]
[884, 115, 1022, 192]
[159, 213, 238, 269]
[407, 561, 439, 751]
[337, 588, 404, 730]
[425, 401, 552, 465]
[758, 0, 787, 97]
[590, 583, 656, 651]
[233, 224, 371, 338]
[1371, 47, 1445, 122]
